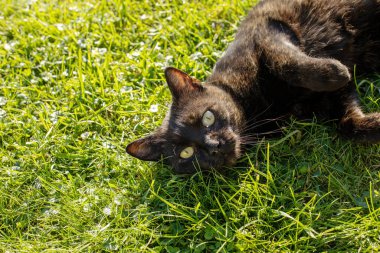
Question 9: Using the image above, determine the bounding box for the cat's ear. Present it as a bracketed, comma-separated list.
[126, 133, 165, 161]
[165, 67, 203, 100]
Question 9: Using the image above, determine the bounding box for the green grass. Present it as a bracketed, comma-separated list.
[0, 0, 379, 252]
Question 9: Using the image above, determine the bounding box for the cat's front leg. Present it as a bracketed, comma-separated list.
[259, 23, 351, 92]
[339, 94, 380, 143]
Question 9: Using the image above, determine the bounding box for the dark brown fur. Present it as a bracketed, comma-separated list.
[127, 0, 380, 173]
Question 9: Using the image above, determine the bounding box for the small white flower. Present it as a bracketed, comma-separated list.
[81, 132, 90, 140]
[140, 14, 148, 20]
[11, 166, 20, 171]
[76, 17, 85, 24]
[149, 104, 159, 113]
[190, 52, 203, 60]
[55, 23, 65, 31]
[116, 72, 124, 82]
[17, 93, 28, 100]
[30, 78, 39, 84]
[98, 48, 107, 54]
[0, 96, 7, 106]
[4, 43, 12, 51]
[77, 39, 86, 48]
[165, 55, 173, 63]
[50, 111, 60, 124]
[0, 108, 7, 118]
[69, 6, 80, 12]
[102, 142, 116, 149]
[49, 198, 57, 203]
[38, 60, 46, 67]
[113, 196, 122, 206]
[83, 203, 92, 212]
[91, 48, 107, 56]
[34, 178, 41, 189]
[44, 209, 59, 216]
[131, 51, 140, 58]
[41, 71, 53, 82]
[103, 207, 112, 216]
[120, 86, 132, 93]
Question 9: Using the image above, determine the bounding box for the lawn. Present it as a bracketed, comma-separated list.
[0, 0, 380, 252]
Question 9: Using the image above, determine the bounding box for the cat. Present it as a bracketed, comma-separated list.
[126, 0, 380, 174]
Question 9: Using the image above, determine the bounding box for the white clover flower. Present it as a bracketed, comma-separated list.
[149, 104, 159, 113]
[98, 48, 107, 55]
[80, 132, 90, 140]
[30, 78, 39, 84]
[190, 52, 203, 60]
[4, 43, 12, 51]
[41, 71, 54, 82]
[0, 96, 7, 106]
[0, 108, 6, 118]
[102, 142, 116, 149]
[103, 207, 112, 216]
[83, 203, 92, 212]
[55, 23, 65, 31]
[120, 86, 132, 93]
[77, 38, 86, 48]
[50, 111, 60, 124]
[11, 166, 20, 171]
[116, 72, 124, 82]
[113, 196, 122, 206]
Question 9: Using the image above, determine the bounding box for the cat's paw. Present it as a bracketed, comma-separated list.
[300, 58, 351, 92]
[339, 112, 380, 144]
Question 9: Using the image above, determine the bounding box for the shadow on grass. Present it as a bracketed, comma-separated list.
[138, 120, 380, 252]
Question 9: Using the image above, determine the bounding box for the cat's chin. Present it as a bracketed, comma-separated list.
[200, 139, 241, 172]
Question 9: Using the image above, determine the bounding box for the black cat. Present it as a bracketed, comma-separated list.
[127, 0, 380, 174]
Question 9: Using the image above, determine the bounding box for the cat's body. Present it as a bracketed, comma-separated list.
[127, 0, 380, 174]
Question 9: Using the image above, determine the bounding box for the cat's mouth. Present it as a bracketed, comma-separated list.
[201, 134, 241, 170]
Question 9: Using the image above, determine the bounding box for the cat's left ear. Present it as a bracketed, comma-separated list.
[126, 133, 165, 161]
[165, 67, 203, 100]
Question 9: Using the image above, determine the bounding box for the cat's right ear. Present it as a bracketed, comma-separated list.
[165, 67, 203, 101]
[126, 134, 165, 161]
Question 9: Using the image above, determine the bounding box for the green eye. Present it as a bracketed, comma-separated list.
[180, 146, 194, 159]
[202, 110, 215, 127]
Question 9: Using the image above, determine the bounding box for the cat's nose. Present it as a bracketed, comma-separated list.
[205, 134, 220, 147]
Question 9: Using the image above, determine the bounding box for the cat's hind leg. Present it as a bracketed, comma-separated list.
[339, 94, 380, 144]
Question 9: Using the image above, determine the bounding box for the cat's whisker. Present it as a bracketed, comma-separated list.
[242, 104, 274, 125]
[241, 115, 287, 132]
[239, 129, 284, 142]
[244, 114, 287, 127]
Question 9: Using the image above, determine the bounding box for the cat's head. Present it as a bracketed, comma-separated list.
[126, 67, 244, 174]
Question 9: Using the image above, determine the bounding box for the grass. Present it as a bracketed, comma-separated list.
[0, 0, 379, 252]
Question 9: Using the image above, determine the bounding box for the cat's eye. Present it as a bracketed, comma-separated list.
[202, 110, 215, 127]
[180, 146, 194, 159]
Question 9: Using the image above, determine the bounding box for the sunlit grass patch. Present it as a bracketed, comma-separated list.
[0, 0, 379, 252]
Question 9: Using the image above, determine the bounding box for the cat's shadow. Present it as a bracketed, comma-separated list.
[140, 123, 380, 229]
